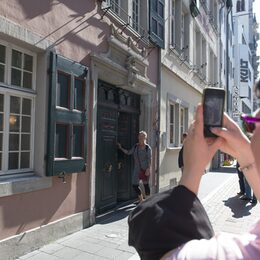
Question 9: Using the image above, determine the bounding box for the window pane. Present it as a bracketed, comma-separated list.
[152, 18, 157, 34]
[9, 134, 19, 151]
[170, 126, 173, 144]
[9, 115, 20, 132]
[0, 153, 2, 170]
[0, 45, 5, 63]
[24, 54, 33, 71]
[23, 72, 32, 89]
[158, 2, 164, 18]
[21, 152, 30, 168]
[0, 94, 3, 112]
[73, 126, 83, 157]
[0, 133, 2, 150]
[11, 68, 22, 86]
[10, 96, 20, 113]
[0, 64, 4, 83]
[21, 134, 30, 150]
[170, 105, 174, 123]
[8, 152, 19, 169]
[111, 0, 119, 14]
[57, 72, 70, 108]
[158, 23, 164, 39]
[132, 0, 139, 31]
[55, 124, 68, 158]
[74, 79, 84, 110]
[169, 104, 175, 145]
[152, 0, 158, 12]
[22, 99, 32, 115]
[12, 50, 22, 68]
[22, 116, 31, 133]
[0, 114, 3, 131]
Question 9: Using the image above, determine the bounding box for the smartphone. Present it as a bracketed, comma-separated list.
[202, 87, 225, 137]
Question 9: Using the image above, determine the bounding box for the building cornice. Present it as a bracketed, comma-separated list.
[0, 15, 52, 51]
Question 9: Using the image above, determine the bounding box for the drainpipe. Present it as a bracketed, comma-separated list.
[226, 0, 232, 114]
[156, 47, 161, 193]
[212, 0, 225, 170]
[219, 1, 225, 89]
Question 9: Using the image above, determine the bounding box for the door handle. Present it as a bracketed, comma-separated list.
[104, 163, 113, 173]
[118, 162, 123, 170]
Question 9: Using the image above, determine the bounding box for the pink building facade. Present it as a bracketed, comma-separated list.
[0, 1, 163, 258]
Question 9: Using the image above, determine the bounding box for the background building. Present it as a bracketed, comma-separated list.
[232, 0, 256, 120]
[159, 0, 220, 190]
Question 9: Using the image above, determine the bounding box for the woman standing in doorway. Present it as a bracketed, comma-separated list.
[118, 131, 152, 203]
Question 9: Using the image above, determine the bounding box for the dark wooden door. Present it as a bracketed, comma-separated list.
[117, 112, 132, 201]
[95, 81, 140, 213]
[117, 112, 139, 200]
[95, 107, 118, 213]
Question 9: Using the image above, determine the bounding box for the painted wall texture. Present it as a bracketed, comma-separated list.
[0, 174, 89, 240]
[1, 0, 158, 83]
[159, 66, 201, 189]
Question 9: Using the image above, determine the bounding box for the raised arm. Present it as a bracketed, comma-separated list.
[117, 143, 134, 155]
[211, 113, 260, 201]
[179, 104, 221, 195]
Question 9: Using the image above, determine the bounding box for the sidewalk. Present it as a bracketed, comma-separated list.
[17, 171, 260, 260]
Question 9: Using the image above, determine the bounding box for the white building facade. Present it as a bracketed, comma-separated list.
[159, 0, 221, 190]
[232, 0, 256, 120]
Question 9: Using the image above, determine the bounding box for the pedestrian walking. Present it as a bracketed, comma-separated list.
[118, 131, 151, 203]
[237, 135, 256, 203]
[236, 161, 245, 196]
[128, 79, 260, 259]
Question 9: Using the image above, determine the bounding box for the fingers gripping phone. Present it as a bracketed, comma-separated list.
[202, 88, 225, 137]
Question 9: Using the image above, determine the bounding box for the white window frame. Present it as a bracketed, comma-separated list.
[102, 0, 147, 38]
[179, 106, 186, 144]
[169, 102, 176, 146]
[195, 29, 201, 68]
[181, 12, 185, 51]
[167, 95, 189, 148]
[171, 0, 175, 46]
[111, 0, 120, 15]
[0, 91, 35, 175]
[0, 40, 37, 91]
[0, 44, 6, 83]
[0, 40, 36, 176]
[131, 0, 140, 32]
[201, 37, 206, 76]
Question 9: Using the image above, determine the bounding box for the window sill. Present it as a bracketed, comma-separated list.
[0, 174, 52, 198]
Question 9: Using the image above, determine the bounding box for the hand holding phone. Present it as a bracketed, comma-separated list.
[202, 88, 225, 137]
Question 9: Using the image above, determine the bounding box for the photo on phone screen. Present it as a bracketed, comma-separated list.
[203, 88, 225, 137]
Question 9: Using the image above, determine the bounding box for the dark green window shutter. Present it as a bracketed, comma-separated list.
[149, 0, 165, 49]
[46, 52, 88, 176]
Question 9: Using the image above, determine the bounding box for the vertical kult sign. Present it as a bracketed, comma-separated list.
[233, 45, 249, 120]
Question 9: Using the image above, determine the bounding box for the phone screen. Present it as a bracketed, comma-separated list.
[203, 88, 225, 137]
[204, 95, 223, 126]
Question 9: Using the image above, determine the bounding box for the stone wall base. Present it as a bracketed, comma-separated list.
[0, 209, 95, 260]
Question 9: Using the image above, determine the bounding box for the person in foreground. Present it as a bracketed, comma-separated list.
[128, 83, 260, 259]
